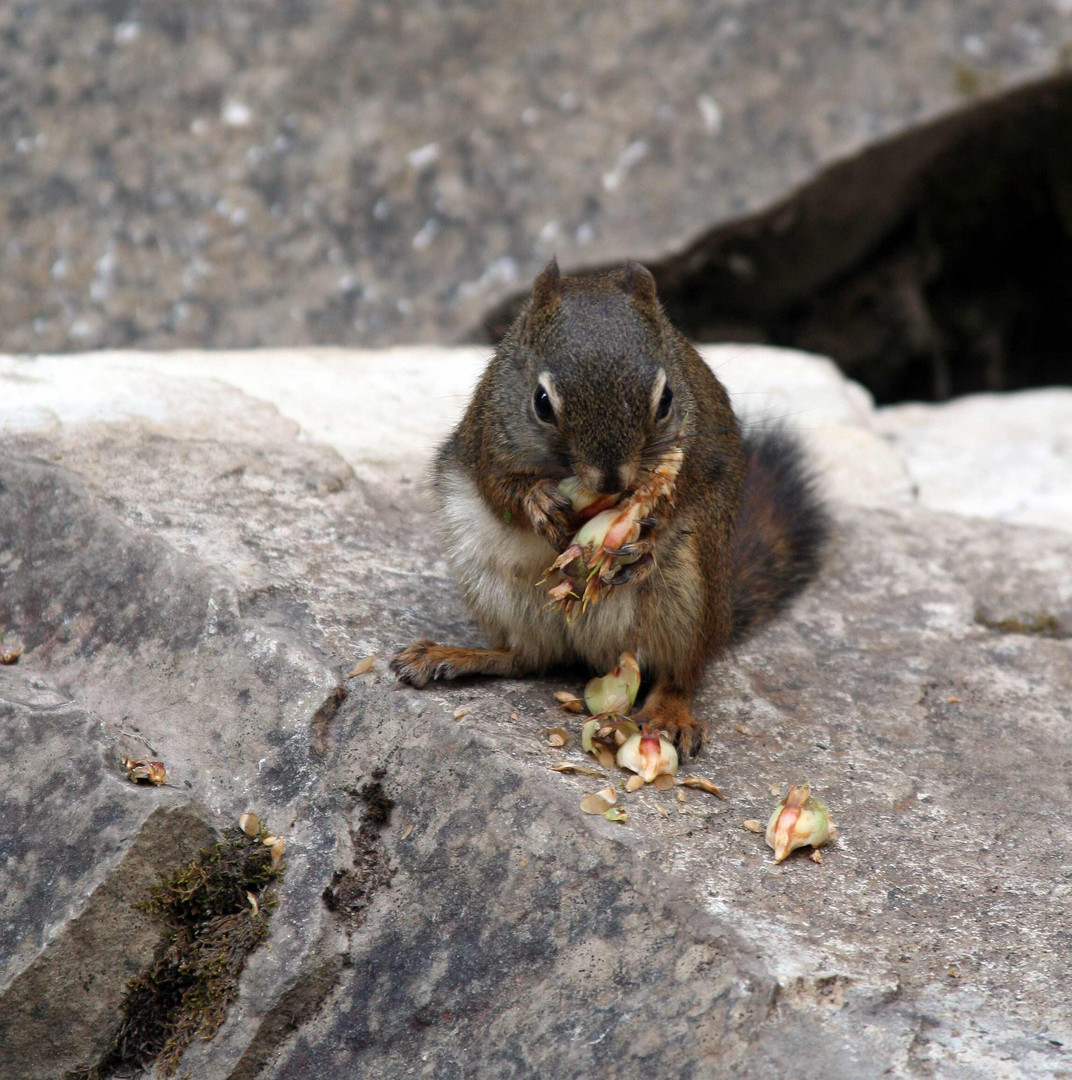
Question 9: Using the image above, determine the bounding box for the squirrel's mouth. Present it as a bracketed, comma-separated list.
[573, 459, 638, 501]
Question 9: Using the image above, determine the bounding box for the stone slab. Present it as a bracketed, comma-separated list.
[1, 348, 1070, 1078]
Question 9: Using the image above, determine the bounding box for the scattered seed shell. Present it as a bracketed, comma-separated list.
[554, 690, 585, 713]
[239, 813, 260, 837]
[584, 676, 631, 716]
[580, 717, 600, 753]
[676, 790, 688, 803]
[584, 652, 642, 716]
[549, 762, 605, 778]
[624, 774, 645, 792]
[402, 823, 415, 840]
[653, 773, 676, 791]
[123, 757, 168, 786]
[246, 891, 259, 916]
[656, 804, 669, 818]
[345, 656, 375, 678]
[0, 639, 24, 665]
[597, 785, 618, 805]
[810, 850, 824, 865]
[580, 793, 615, 815]
[594, 745, 616, 770]
[679, 776, 725, 798]
[269, 837, 285, 866]
[603, 807, 628, 823]
[545, 726, 569, 748]
[742, 819, 763, 833]
[262, 835, 279, 846]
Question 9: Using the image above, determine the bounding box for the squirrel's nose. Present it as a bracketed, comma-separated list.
[595, 468, 622, 496]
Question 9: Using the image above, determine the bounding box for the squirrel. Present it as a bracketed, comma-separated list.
[390, 259, 828, 756]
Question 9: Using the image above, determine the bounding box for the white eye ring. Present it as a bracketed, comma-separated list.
[651, 368, 673, 420]
[534, 371, 563, 424]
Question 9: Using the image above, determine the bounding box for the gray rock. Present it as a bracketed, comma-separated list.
[1, 350, 1071, 1078]
[0, 1, 1069, 353]
[876, 389, 1072, 534]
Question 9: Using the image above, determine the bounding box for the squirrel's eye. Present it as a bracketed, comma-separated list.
[656, 383, 674, 421]
[533, 384, 556, 424]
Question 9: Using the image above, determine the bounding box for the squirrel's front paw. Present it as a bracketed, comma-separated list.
[600, 513, 662, 585]
[523, 479, 576, 550]
[633, 684, 706, 758]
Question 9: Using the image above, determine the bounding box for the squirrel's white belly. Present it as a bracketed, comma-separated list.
[437, 469, 640, 672]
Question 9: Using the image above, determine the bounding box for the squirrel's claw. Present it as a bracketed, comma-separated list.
[523, 479, 578, 551]
[602, 553, 654, 587]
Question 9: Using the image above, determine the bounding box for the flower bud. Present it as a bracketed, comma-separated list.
[558, 477, 618, 518]
[616, 731, 678, 783]
[765, 784, 832, 862]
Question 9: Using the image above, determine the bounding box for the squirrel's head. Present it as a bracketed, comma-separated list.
[491, 259, 686, 495]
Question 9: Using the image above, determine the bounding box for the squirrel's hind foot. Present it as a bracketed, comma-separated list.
[632, 683, 706, 757]
[389, 640, 522, 687]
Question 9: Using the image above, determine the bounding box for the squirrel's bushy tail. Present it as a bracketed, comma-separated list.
[729, 428, 829, 643]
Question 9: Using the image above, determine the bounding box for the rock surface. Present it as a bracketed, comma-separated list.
[2, 2, 1071, 353]
[1, 347, 1070, 1078]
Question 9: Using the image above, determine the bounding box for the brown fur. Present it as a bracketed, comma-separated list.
[390, 262, 827, 755]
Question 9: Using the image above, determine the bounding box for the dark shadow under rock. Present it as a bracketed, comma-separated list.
[477, 74, 1072, 405]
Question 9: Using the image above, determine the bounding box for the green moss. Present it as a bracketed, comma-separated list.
[953, 63, 982, 97]
[975, 608, 1067, 639]
[67, 826, 285, 1079]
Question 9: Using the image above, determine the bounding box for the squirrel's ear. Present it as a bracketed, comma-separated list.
[622, 261, 658, 311]
[531, 257, 562, 312]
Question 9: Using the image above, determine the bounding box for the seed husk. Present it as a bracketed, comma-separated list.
[269, 837, 285, 866]
[584, 652, 642, 715]
[581, 717, 600, 753]
[554, 690, 585, 713]
[550, 761, 605, 778]
[679, 776, 725, 799]
[239, 813, 260, 837]
[123, 757, 169, 786]
[345, 656, 375, 678]
[580, 793, 615, 815]
[0, 636, 24, 664]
